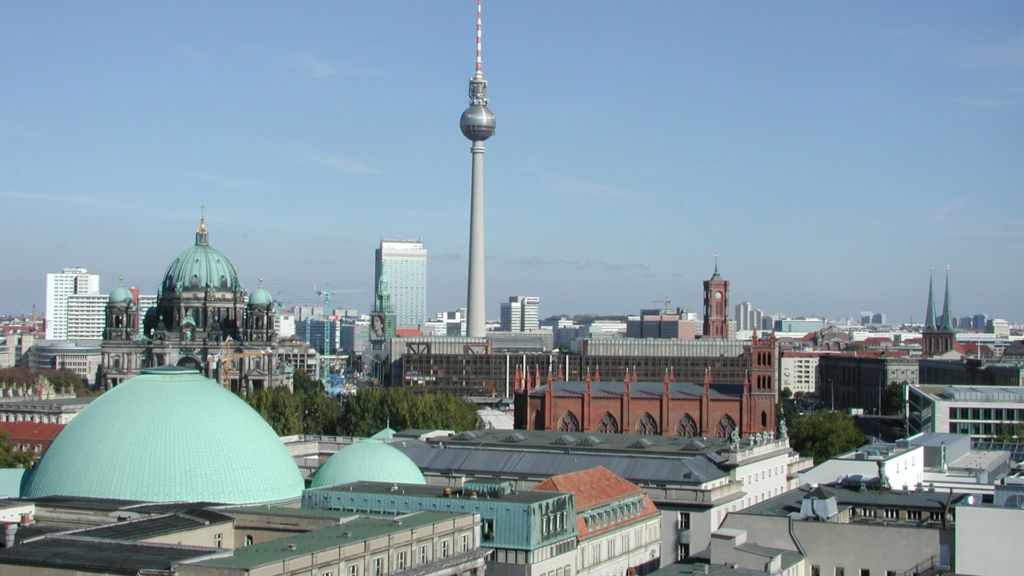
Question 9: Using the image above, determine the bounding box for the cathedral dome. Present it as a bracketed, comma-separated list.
[310, 439, 425, 488]
[109, 284, 133, 304]
[249, 285, 273, 307]
[20, 366, 303, 504]
[161, 218, 241, 295]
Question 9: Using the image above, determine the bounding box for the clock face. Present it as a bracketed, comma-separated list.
[715, 291, 722, 299]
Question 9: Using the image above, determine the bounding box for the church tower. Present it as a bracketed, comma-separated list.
[702, 257, 729, 339]
[922, 267, 956, 357]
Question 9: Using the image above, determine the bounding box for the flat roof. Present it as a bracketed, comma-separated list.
[72, 511, 234, 541]
[194, 511, 465, 569]
[913, 385, 1024, 404]
[310, 480, 567, 504]
[738, 484, 956, 518]
[0, 536, 224, 575]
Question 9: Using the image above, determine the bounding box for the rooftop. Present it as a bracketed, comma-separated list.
[0, 536, 224, 575]
[310, 480, 566, 505]
[738, 484, 956, 518]
[914, 385, 1024, 403]
[194, 511, 465, 570]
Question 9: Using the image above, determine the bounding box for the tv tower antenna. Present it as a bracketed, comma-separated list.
[461, 0, 496, 338]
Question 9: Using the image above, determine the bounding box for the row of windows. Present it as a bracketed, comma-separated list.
[949, 407, 1024, 422]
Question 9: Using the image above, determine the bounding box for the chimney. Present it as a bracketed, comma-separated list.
[3, 523, 17, 548]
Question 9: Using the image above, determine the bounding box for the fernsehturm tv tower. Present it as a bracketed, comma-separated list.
[460, 0, 496, 338]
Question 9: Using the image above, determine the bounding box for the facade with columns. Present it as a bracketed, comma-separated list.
[514, 333, 778, 438]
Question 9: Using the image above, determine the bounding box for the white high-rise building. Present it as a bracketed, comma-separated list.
[66, 293, 108, 340]
[500, 296, 540, 332]
[375, 239, 427, 328]
[45, 267, 100, 340]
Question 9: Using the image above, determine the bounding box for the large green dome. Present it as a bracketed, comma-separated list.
[161, 220, 241, 294]
[21, 367, 303, 504]
[310, 439, 425, 488]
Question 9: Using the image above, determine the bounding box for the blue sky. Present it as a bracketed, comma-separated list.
[2, 1, 1021, 324]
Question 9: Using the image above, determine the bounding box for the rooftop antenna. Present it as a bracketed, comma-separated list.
[475, 0, 484, 80]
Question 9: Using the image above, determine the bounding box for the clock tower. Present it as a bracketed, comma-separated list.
[702, 257, 729, 339]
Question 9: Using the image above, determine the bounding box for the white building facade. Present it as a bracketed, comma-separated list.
[66, 293, 108, 340]
[500, 296, 540, 332]
[45, 267, 100, 340]
[375, 239, 427, 328]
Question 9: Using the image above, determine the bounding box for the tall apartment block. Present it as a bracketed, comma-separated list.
[374, 239, 427, 328]
[500, 296, 540, 332]
[45, 267, 100, 340]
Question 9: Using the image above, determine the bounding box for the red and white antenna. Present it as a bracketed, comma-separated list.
[474, 0, 483, 79]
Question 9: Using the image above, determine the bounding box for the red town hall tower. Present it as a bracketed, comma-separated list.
[703, 259, 729, 339]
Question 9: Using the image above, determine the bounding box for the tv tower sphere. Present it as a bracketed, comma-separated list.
[460, 102, 495, 141]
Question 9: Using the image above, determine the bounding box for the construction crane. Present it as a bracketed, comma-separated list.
[652, 298, 673, 313]
[313, 282, 361, 380]
[208, 338, 273, 393]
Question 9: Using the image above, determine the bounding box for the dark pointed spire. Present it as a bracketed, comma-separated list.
[924, 268, 937, 332]
[940, 266, 954, 333]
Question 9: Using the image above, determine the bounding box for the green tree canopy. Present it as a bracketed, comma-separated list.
[245, 370, 342, 436]
[787, 410, 865, 464]
[338, 386, 479, 437]
[0, 432, 35, 469]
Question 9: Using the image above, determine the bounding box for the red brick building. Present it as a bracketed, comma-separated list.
[514, 333, 778, 438]
[0, 421, 64, 459]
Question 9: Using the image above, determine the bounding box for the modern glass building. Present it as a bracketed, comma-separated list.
[375, 239, 427, 328]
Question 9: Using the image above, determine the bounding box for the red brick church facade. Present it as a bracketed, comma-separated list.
[513, 332, 779, 438]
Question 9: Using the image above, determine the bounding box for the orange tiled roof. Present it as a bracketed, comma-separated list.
[534, 466, 659, 540]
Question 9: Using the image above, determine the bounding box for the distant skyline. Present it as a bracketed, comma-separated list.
[1, 2, 1021, 323]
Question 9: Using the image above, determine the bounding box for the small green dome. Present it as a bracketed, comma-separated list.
[249, 286, 273, 307]
[21, 366, 303, 504]
[109, 285, 133, 304]
[310, 439, 425, 488]
[161, 221, 241, 294]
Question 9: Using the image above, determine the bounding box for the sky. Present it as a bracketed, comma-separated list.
[1, 1, 1021, 324]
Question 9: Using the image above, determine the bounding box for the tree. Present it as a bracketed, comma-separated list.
[338, 387, 480, 437]
[993, 421, 1024, 442]
[0, 367, 32, 387]
[245, 370, 342, 436]
[247, 387, 302, 435]
[0, 432, 35, 469]
[882, 382, 906, 416]
[787, 410, 865, 464]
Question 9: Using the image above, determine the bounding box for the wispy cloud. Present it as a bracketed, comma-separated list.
[290, 53, 338, 79]
[282, 141, 382, 175]
[4, 189, 114, 208]
[181, 171, 269, 191]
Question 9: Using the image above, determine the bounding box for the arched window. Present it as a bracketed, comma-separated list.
[677, 414, 698, 437]
[635, 413, 658, 435]
[715, 414, 737, 438]
[761, 410, 768, 428]
[559, 412, 580, 432]
[598, 412, 619, 434]
[533, 409, 544, 430]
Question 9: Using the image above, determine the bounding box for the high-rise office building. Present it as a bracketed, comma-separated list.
[375, 239, 427, 328]
[500, 296, 540, 332]
[45, 267, 100, 340]
[66, 293, 108, 340]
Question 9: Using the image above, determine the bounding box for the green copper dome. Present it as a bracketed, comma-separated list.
[161, 218, 241, 294]
[109, 284, 133, 304]
[310, 439, 425, 488]
[21, 367, 303, 504]
[249, 285, 273, 307]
